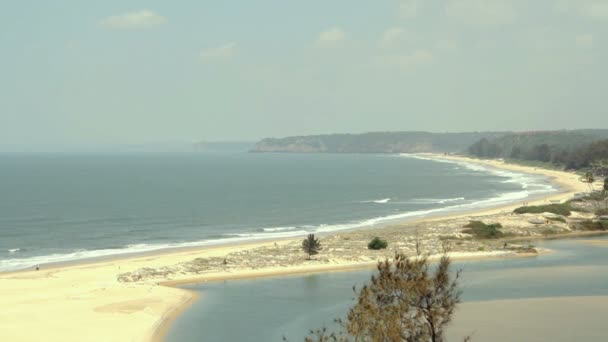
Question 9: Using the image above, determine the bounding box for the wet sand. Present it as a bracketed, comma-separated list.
[449, 296, 608, 341]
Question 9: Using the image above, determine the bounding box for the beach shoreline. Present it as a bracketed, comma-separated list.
[0, 154, 596, 342]
[0, 153, 568, 274]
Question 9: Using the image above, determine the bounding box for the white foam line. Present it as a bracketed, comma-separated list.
[0, 154, 559, 272]
[360, 198, 391, 204]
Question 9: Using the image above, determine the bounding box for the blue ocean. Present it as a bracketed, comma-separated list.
[0, 153, 554, 271]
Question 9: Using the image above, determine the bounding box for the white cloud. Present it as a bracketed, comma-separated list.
[200, 43, 237, 62]
[576, 34, 594, 48]
[444, 0, 516, 25]
[376, 49, 434, 70]
[400, 0, 421, 18]
[100, 10, 167, 29]
[317, 27, 347, 45]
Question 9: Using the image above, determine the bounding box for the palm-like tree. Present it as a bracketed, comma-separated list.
[302, 234, 322, 260]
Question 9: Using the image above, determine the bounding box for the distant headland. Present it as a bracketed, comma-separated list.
[252, 129, 608, 155]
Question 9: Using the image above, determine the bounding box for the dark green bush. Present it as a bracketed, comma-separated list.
[462, 221, 504, 239]
[513, 203, 573, 216]
[367, 237, 388, 250]
[541, 229, 559, 236]
[572, 220, 608, 231]
[596, 208, 608, 216]
[580, 192, 608, 201]
[548, 216, 567, 223]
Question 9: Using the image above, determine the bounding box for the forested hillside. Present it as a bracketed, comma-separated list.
[254, 131, 506, 153]
[467, 130, 608, 170]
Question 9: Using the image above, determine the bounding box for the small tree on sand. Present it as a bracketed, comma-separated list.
[302, 253, 469, 342]
[302, 234, 322, 260]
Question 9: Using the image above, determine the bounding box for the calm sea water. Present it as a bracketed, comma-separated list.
[0, 153, 553, 271]
[168, 237, 608, 342]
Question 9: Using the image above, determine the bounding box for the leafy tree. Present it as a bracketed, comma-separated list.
[509, 146, 522, 159]
[302, 254, 468, 342]
[468, 138, 502, 158]
[302, 234, 322, 260]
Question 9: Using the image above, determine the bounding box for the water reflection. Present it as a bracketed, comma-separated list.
[168, 236, 608, 342]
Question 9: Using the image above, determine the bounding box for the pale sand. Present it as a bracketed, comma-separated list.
[448, 296, 608, 341]
[576, 239, 608, 247]
[0, 155, 592, 342]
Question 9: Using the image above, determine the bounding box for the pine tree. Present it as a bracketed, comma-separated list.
[302, 234, 322, 260]
[303, 254, 469, 342]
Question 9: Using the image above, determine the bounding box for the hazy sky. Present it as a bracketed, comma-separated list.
[1, 0, 606, 149]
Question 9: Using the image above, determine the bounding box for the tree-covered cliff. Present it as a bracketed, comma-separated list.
[253, 131, 506, 154]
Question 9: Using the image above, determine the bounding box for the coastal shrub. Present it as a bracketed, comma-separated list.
[513, 203, 573, 216]
[367, 237, 388, 250]
[548, 216, 567, 223]
[462, 221, 504, 239]
[596, 208, 608, 216]
[541, 228, 559, 236]
[572, 220, 608, 231]
[301, 254, 469, 342]
[580, 192, 608, 202]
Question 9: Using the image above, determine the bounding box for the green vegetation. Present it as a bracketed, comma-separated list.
[548, 216, 567, 223]
[513, 203, 573, 216]
[604, 176, 608, 192]
[302, 254, 468, 342]
[578, 192, 608, 201]
[466, 130, 608, 170]
[302, 234, 322, 260]
[255, 130, 608, 172]
[255, 131, 506, 153]
[367, 237, 388, 250]
[541, 228, 559, 236]
[596, 208, 608, 216]
[572, 220, 608, 231]
[462, 221, 504, 239]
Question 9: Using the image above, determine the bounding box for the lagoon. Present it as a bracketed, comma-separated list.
[167, 236, 608, 341]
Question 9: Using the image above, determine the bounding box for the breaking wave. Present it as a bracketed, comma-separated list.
[0, 154, 557, 272]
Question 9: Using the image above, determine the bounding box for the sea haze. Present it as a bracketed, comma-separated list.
[0, 153, 554, 271]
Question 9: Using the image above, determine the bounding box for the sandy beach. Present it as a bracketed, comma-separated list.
[447, 296, 608, 341]
[0, 154, 597, 342]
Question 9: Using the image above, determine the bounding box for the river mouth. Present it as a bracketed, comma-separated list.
[167, 236, 608, 341]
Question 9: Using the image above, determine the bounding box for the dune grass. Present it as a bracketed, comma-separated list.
[462, 221, 504, 239]
[513, 203, 573, 216]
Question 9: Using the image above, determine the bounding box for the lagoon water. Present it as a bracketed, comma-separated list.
[168, 237, 608, 342]
[0, 153, 553, 271]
